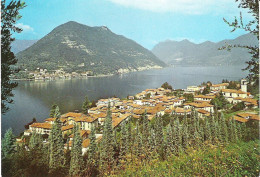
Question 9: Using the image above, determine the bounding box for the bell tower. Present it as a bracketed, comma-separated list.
[241, 79, 248, 93]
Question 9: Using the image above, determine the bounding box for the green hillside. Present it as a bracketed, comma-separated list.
[17, 21, 166, 75]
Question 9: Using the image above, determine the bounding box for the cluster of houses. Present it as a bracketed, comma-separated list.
[13, 68, 94, 80]
[21, 79, 258, 153]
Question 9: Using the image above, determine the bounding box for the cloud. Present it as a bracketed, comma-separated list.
[16, 23, 34, 32]
[108, 0, 245, 15]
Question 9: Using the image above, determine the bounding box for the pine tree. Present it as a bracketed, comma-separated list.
[135, 122, 143, 157]
[220, 113, 228, 144]
[154, 115, 163, 151]
[229, 119, 235, 142]
[100, 103, 114, 171]
[141, 111, 149, 150]
[2, 128, 16, 158]
[204, 118, 212, 143]
[126, 121, 132, 154]
[88, 125, 97, 164]
[233, 119, 239, 141]
[165, 125, 174, 157]
[49, 117, 65, 171]
[53, 106, 61, 118]
[119, 123, 127, 160]
[50, 104, 58, 117]
[82, 95, 91, 114]
[69, 124, 83, 176]
[148, 125, 155, 152]
[29, 131, 43, 149]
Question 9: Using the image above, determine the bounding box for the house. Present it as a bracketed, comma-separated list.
[61, 124, 74, 136]
[184, 86, 202, 94]
[233, 97, 258, 108]
[29, 123, 52, 135]
[197, 109, 211, 118]
[233, 113, 260, 123]
[184, 102, 214, 113]
[75, 116, 99, 130]
[69, 130, 91, 141]
[221, 89, 248, 103]
[194, 95, 215, 102]
[174, 107, 191, 115]
[210, 83, 229, 91]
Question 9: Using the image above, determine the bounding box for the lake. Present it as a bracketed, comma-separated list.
[2, 65, 248, 136]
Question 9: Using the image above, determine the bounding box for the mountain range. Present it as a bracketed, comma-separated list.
[16, 21, 166, 75]
[152, 33, 258, 66]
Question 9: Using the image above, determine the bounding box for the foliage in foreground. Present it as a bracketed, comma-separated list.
[116, 140, 260, 177]
[2, 106, 259, 177]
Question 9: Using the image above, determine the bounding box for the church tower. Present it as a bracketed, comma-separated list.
[241, 79, 248, 93]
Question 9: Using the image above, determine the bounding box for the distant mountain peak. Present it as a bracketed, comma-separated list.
[152, 33, 258, 66]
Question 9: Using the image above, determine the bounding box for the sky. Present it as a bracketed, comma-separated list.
[13, 0, 252, 49]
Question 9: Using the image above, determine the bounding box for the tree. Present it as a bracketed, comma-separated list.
[49, 104, 58, 117]
[222, 0, 259, 84]
[100, 103, 114, 171]
[119, 123, 127, 160]
[202, 85, 210, 95]
[53, 105, 61, 118]
[2, 128, 16, 158]
[161, 82, 173, 90]
[88, 125, 97, 164]
[29, 131, 43, 149]
[48, 117, 65, 171]
[82, 95, 91, 114]
[154, 115, 163, 152]
[183, 93, 194, 102]
[232, 102, 245, 111]
[69, 124, 83, 176]
[1, 0, 26, 114]
[210, 92, 229, 110]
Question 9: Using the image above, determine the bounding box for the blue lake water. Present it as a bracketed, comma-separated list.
[1, 65, 248, 136]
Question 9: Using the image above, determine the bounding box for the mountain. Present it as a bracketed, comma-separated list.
[152, 33, 258, 66]
[17, 21, 166, 75]
[11, 39, 38, 54]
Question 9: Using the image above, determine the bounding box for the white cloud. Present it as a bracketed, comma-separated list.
[16, 23, 34, 32]
[108, 0, 245, 15]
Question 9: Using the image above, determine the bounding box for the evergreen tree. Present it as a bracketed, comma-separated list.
[88, 125, 97, 164]
[154, 115, 164, 152]
[220, 113, 229, 143]
[204, 118, 212, 143]
[148, 125, 155, 152]
[165, 125, 174, 157]
[141, 111, 149, 150]
[53, 106, 61, 118]
[82, 95, 91, 114]
[135, 122, 143, 157]
[49, 117, 65, 171]
[100, 103, 114, 171]
[119, 122, 127, 160]
[2, 128, 16, 158]
[29, 131, 43, 149]
[1, 0, 26, 114]
[126, 121, 132, 154]
[69, 124, 83, 176]
[49, 104, 58, 117]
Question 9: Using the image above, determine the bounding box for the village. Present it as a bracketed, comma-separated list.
[20, 79, 259, 154]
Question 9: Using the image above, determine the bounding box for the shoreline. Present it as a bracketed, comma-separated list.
[10, 65, 164, 81]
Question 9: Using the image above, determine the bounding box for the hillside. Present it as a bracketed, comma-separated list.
[11, 39, 38, 54]
[17, 21, 166, 75]
[152, 33, 258, 66]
